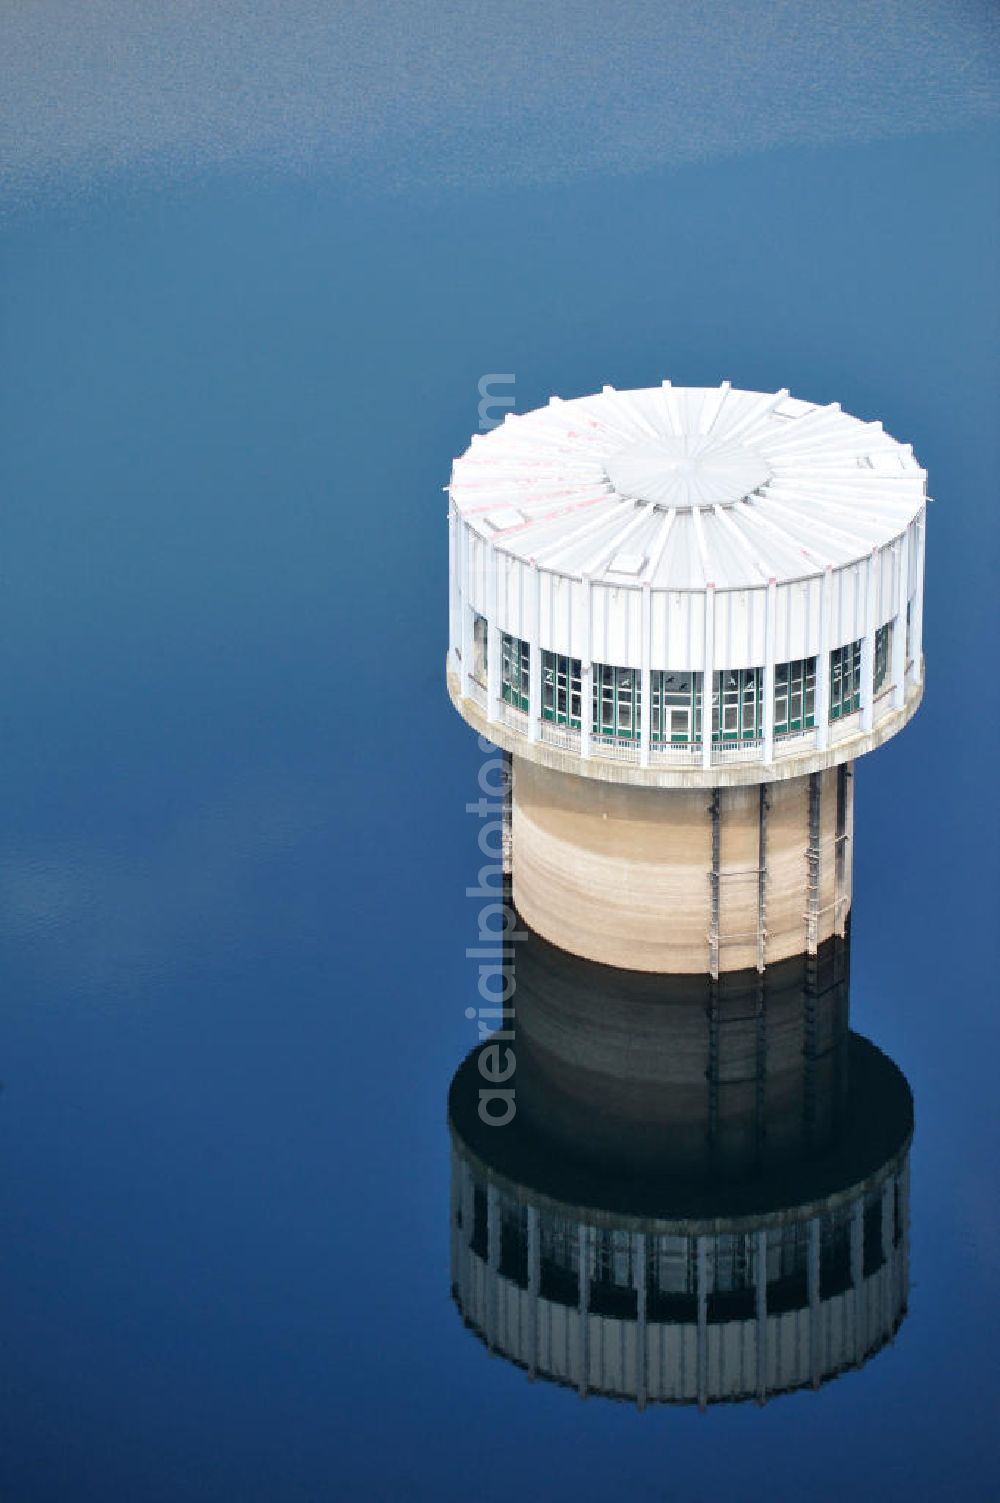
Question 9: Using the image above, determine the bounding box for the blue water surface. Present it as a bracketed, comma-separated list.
[0, 126, 997, 1500]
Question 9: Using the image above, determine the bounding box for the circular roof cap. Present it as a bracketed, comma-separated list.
[602, 434, 772, 511]
[449, 381, 927, 590]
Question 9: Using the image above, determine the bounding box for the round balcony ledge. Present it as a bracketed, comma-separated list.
[446, 658, 923, 790]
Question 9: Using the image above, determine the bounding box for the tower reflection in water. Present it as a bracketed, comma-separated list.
[448, 921, 912, 1408]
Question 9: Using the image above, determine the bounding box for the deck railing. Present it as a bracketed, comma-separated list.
[468, 681, 905, 766]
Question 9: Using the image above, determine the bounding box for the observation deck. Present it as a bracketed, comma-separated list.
[447, 381, 927, 789]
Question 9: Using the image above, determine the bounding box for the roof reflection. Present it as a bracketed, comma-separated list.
[448, 921, 912, 1408]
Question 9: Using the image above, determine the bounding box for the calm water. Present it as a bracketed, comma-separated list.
[0, 126, 997, 1500]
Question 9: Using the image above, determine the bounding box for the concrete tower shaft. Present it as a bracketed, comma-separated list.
[512, 759, 851, 974]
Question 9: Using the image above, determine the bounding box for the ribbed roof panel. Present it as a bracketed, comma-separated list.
[450, 382, 926, 589]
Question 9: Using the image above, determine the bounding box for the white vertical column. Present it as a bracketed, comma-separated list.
[762, 577, 777, 763]
[580, 575, 593, 759]
[807, 1216, 821, 1389]
[859, 548, 878, 732]
[487, 549, 502, 724]
[460, 523, 474, 702]
[755, 1227, 768, 1404]
[448, 501, 460, 672]
[696, 1234, 709, 1410]
[816, 566, 833, 750]
[633, 1231, 647, 1409]
[891, 530, 909, 711]
[640, 584, 651, 768]
[845, 761, 855, 922]
[577, 1223, 590, 1398]
[907, 511, 926, 688]
[527, 1205, 540, 1380]
[702, 586, 716, 771]
[528, 563, 541, 742]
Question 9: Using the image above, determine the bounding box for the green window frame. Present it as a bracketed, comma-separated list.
[592, 663, 641, 741]
[774, 657, 816, 736]
[830, 639, 862, 720]
[874, 622, 892, 694]
[500, 632, 530, 712]
[650, 671, 703, 744]
[541, 650, 582, 728]
[712, 667, 763, 743]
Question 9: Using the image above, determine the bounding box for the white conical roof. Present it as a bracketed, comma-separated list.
[449, 382, 925, 589]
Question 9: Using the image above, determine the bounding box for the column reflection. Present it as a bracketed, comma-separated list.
[448, 921, 911, 1408]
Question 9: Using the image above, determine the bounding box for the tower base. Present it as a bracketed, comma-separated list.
[511, 756, 853, 975]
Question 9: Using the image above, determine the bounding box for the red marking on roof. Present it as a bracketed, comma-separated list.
[459, 486, 602, 516]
